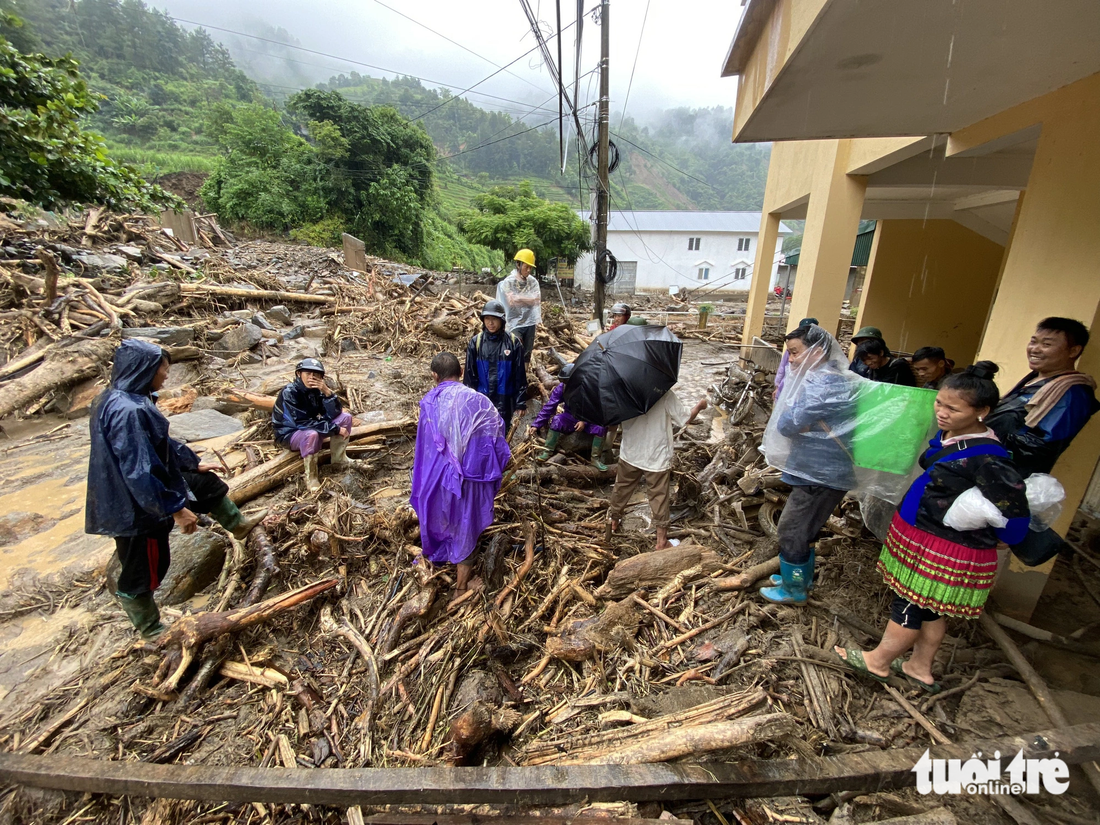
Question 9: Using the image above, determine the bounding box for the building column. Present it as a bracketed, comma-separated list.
[784, 140, 868, 336]
[971, 102, 1100, 621]
[853, 219, 1005, 364]
[742, 211, 782, 348]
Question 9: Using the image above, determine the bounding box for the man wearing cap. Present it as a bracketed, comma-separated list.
[272, 358, 358, 492]
[849, 326, 886, 377]
[465, 300, 528, 427]
[496, 249, 541, 362]
[910, 346, 954, 390]
[774, 317, 818, 400]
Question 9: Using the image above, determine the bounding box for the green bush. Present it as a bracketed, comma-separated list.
[290, 215, 345, 248]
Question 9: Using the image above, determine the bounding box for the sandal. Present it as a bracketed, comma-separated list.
[834, 647, 888, 683]
[890, 658, 942, 694]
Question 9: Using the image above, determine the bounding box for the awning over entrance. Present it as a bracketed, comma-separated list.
[723, 0, 1100, 143]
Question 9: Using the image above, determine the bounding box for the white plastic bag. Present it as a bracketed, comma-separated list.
[942, 486, 1008, 532]
[1025, 473, 1065, 530]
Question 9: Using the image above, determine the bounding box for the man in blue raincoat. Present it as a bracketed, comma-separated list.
[86, 340, 264, 638]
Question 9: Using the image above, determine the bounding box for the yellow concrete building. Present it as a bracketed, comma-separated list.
[723, 0, 1100, 619]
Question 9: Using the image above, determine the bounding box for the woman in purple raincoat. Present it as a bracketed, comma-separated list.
[410, 352, 511, 591]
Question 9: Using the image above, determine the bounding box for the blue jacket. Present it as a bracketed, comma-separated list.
[85, 339, 199, 537]
[271, 377, 344, 445]
[464, 327, 528, 422]
[776, 369, 857, 491]
[986, 371, 1100, 476]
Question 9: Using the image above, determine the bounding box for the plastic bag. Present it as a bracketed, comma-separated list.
[1024, 473, 1065, 530]
[761, 325, 935, 504]
[942, 486, 1009, 531]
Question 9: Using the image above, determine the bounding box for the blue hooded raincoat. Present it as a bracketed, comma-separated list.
[85, 339, 196, 537]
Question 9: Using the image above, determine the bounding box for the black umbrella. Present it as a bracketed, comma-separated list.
[562, 324, 683, 427]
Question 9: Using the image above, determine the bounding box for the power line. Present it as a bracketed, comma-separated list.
[367, 0, 554, 98]
[438, 117, 558, 160]
[169, 16, 557, 116]
[610, 131, 716, 191]
[617, 0, 650, 132]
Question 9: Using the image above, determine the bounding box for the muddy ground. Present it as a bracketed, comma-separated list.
[0, 216, 1098, 825]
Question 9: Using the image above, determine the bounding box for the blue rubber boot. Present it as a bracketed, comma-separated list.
[760, 558, 812, 604]
[769, 547, 815, 591]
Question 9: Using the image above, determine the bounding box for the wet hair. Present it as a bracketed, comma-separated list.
[912, 346, 947, 363]
[942, 361, 1000, 410]
[430, 351, 461, 380]
[1037, 317, 1089, 351]
[855, 338, 890, 359]
[785, 323, 828, 349]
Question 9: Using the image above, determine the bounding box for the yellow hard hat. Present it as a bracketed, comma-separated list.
[514, 248, 536, 267]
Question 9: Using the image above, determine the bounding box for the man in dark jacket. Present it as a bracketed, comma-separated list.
[272, 358, 357, 492]
[855, 338, 917, 386]
[464, 300, 527, 427]
[86, 340, 264, 638]
[985, 317, 1099, 476]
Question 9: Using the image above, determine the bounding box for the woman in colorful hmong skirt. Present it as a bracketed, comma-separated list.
[835, 362, 1030, 693]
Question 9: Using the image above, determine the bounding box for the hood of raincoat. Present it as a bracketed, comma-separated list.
[110, 339, 166, 396]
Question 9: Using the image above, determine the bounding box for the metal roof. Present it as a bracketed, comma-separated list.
[578, 210, 795, 235]
[784, 222, 876, 268]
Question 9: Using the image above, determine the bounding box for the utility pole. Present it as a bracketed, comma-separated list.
[593, 0, 610, 330]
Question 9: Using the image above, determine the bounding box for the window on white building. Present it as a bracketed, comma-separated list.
[737, 238, 750, 252]
[687, 237, 701, 251]
[734, 266, 747, 280]
[697, 267, 710, 280]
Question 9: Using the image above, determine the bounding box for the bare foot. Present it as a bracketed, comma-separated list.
[834, 645, 890, 679]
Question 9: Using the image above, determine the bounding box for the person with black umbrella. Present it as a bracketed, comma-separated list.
[607, 390, 707, 551]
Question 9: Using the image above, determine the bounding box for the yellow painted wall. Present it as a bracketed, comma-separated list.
[855, 220, 1005, 364]
[967, 75, 1100, 620]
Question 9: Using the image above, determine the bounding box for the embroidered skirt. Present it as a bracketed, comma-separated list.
[877, 512, 998, 619]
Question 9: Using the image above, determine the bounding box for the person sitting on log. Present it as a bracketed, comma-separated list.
[271, 358, 358, 492]
[411, 351, 512, 594]
[608, 390, 707, 551]
[464, 300, 528, 429]
[86, 340, 265, 639]
[528, 363, 608, 470]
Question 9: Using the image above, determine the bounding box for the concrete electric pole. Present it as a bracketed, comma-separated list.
[593, 0, 610, 330]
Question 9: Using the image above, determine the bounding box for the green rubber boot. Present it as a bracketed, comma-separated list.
[590, 435, 608, 471]
[117, 592, 165, 639]
[538, 429, 561, 461]
[770, 547, 815, 591]
[760, 558, 812, 605]
[209, 496, 268, 540]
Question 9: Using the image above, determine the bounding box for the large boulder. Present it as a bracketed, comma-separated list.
[106, 528, 227, 605]
[167, 408, 245, 442]
[121, 327, 195, 347]
[211, 323, 263, 357]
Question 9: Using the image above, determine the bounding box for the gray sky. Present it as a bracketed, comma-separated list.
[156, 0, 745, 122]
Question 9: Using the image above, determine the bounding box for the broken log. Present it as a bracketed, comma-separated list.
[154, 578, 338, 691]
[587, 713, 795, 765]
[546, 594, 641, 663]
[512, 463, 617, 486]
[220, 389, 277, 411]
[227, 419, 411, 504]
[1, 722, 1098, 805]
[180, 284, 336, 304]
[379, 585, 438, 656]
[596, 544, 722, 599]
[448, 701, 522, 766]
[979, 612, 1100, 795]
[0, 337, 115, 420]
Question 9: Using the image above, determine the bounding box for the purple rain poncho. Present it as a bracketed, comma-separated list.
[531, 383, 608, 436]
[410, 380, 511, 565]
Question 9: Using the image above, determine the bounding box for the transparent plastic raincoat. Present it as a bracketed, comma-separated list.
[762, 325, 937, 503]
